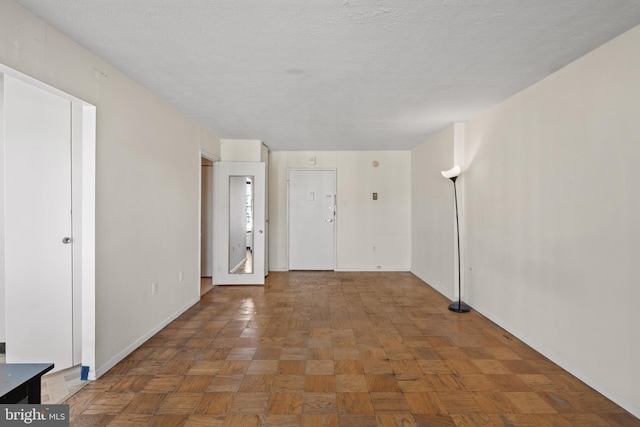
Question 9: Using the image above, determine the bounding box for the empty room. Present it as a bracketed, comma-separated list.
[1, 0, 639, 425]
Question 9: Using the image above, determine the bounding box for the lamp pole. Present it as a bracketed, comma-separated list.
[447, 175, 470, 313]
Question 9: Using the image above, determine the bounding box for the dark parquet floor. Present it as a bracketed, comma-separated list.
[66, 271, 639, 426]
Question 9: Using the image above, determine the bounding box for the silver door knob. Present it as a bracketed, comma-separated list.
[62, 237, 72, 244]
[258, 230, 263, 234]
[325, 219, 334, 222]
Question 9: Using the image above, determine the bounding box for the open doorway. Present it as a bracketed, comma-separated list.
[200, 153, 217, 296]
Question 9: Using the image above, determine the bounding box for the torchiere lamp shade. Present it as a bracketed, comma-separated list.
[441, 165, 461, 179]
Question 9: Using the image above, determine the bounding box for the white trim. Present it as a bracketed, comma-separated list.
[0, 64, 91, 106]
[274, 267, 412, 272]
[229, 257, 248, 274]
[336, 268, 411, 272]
[412, 272, 451, 301]
[472, 303, 640, 419]
[92, 297, 199, 380]
[198, 149, 220, 288]
[416, 274, 640, 417]
[80, 105, 96, 378]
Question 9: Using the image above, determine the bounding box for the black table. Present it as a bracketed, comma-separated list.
[0, 363, 54, 404]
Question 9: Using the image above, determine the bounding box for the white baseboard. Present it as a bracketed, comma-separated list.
[472, 303, 640, 419]
[335, 268, 411, 272]
[410, 270, 454, 301]
[91, 297, 200, 380]
[413, 275, 639, 418]
[269, 268, 411, 273]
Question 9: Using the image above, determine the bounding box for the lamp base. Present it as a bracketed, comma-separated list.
[448, 302, 471, 313]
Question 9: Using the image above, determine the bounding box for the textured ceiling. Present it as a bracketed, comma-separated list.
[14, 0, 640, 151]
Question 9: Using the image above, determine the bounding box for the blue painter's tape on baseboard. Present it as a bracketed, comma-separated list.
[81, 365, 89, 380]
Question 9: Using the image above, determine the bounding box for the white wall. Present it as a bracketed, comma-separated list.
[337, 152, 412, 271]
[6, 1, 637, 412]
[221, 139, 264, 162]
[410, 125, 456, 299]
[0, 0, 220, 376]
[269, 151, 336, 270]
[462, 25, 640, 416]
[269, 151, 411, 271]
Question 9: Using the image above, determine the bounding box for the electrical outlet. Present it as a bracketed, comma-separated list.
[151, 282, 158, 296]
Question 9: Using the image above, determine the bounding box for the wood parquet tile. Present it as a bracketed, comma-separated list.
[66, 272, 640, 426]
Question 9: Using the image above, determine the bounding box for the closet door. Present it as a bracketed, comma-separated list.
[4, 75, 74, 372]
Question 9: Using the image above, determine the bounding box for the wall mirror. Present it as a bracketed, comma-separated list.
[228, 175, 253, 274]
[216, 161, 265, 285]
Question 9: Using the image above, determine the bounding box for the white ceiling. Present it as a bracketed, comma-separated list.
[14, 0, 640, 151]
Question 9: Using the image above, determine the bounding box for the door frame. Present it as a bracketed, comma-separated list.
[199, 149, 220, 288]
[0, 64, 96, 378]
[286, 168, 337, 271]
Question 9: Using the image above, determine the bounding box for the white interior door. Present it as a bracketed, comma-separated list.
[288, 169, 336, 270]
[216, 162, 266, 285]
[4, 76, 74, 372]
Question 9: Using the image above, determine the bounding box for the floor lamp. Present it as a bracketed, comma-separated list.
[441, 165, 471, 313]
